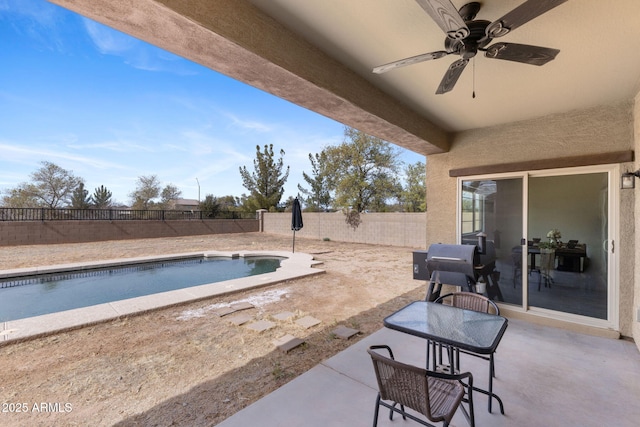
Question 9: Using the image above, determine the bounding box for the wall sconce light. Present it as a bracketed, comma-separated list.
[621, 170, 640, 189]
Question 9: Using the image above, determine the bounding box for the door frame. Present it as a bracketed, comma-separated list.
[456, 164, 620, 331]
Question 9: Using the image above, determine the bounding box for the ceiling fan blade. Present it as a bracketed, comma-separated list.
[414, 0, 470, 40]
[436, 58, 469, 94]
[486, 0, 569, 38]
[484, 42, 560, 66]
[373, 51, 449, 74]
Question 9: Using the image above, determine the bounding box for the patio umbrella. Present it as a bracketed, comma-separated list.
[291, 197, 303, 252]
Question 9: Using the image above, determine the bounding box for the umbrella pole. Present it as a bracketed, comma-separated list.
[292, 230, 296, 253]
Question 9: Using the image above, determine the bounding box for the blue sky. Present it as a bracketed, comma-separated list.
[0, 0, 424, 205]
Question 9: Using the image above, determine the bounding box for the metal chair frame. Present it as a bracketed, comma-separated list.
[431, 292, 502, 413]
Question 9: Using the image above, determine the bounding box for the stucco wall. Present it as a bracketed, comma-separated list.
[262, 212, 426, 248]
[634, 93, 640, 350]
[426, 100, 636, 336]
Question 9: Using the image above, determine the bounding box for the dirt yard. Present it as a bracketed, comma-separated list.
[0, 233, 425, 426]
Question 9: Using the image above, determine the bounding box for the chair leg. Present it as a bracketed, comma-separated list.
[389, 403, 407, 421]
[373, 394, 381, 427]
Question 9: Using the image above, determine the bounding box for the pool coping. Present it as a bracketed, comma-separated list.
[0, 250, 324, 345]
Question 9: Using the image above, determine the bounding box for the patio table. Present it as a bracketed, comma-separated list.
[383, 300, 508, 414]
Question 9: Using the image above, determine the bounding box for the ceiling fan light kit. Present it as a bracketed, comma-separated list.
[373, 0, 569, 94]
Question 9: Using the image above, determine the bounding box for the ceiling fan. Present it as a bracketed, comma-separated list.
[372, 0, 568, 94]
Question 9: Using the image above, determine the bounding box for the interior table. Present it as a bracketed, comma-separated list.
[383, 300, 508, 414]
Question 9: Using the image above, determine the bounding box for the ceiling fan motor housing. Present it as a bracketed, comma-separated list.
[445, 20, 491, 59]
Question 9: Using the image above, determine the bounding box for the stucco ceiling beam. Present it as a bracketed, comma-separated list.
[49, 0, 449, 155]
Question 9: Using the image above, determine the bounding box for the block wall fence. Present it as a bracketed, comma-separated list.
[261, 211, 426, 248]
[0, 212, 425, 248]
[0, 219, 259, 247]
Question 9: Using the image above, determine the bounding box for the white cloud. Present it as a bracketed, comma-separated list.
[83, 19, 135, 55]
[0, 142, 124, 170]
[225, 113, 273, 133]
[82, 18, 197, 75]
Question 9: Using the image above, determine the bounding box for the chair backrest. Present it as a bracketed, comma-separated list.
[511, 249, 523, 268]
[367, 347, 463, 424]
[368, 348, 432, 418]
[437, 292, 500, 315]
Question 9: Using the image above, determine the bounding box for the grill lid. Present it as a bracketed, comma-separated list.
[426, 244, 479, 288]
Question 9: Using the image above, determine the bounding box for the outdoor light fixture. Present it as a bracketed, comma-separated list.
[621, 170, 640, 189]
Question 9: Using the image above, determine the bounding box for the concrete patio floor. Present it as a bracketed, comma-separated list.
[218, 317, 640, 427]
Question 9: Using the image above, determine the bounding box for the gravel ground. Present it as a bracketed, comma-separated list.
[0, 232, 424, 426]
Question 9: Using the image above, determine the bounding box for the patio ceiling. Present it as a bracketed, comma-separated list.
[49, 0, 640, 156]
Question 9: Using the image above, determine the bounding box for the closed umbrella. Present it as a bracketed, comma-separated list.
[291, 197, 303, 252]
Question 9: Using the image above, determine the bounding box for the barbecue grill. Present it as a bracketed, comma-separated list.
[413, 243, 504, 301]
[424, 244, 480, 300]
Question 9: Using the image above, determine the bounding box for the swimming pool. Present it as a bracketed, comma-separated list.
[0, 255, 283, 322]
[0, 250, 324, 343]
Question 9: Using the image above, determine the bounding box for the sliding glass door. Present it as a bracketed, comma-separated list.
[527, 172, 609, 319]
[459, 166, 616, 325]
[460, 177, 524, 305]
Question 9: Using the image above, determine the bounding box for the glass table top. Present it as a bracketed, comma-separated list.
[383, 300, 508, 354]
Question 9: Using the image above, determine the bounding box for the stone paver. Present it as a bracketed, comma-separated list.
[245, 320, 276, 333]
[295, 315, 321, 329]
[215, 302, 255, 317]
[227, 313, 253, 326]
[332, 326, 359, 340]
[230, 302, 255, 311]
[272, 311, 296, 322]
[272, 334, 305, 353]
[213, 306, 237, 317]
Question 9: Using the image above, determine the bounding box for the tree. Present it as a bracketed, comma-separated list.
[160, 184, 182, 209]
[323, 127, 402, 225]
[1, 161, 83, 208]
[70, 182, 91, 209]
[129, 175, 161, 209]
[91, 185, 113, 209]
[297, 152, 332, 211]
[239, 144, 290, 211]
[1, 185, 40, 208]
[217, 195, 239, 211]
[400, 161, 426, 212]
[199, 194, 221, 218]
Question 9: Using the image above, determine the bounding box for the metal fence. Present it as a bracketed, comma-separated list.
[0, 207, 254, 221]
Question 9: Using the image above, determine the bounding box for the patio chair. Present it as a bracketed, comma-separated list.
[539, 249, 555, 288]
[368, 345, 473, 427]
[427, 292, 500, 372]
[432, 293, 499, 371]
[432, 292, 499, 411]
[511, 248, 542, 290]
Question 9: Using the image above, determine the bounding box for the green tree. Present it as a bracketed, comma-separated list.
[129, 175, 161, 209]
[2, 161, 83, 208]
[1, 185, 40, 208]
[160, 184, 182, 209]
[91, 185, 113, 209]
[323, 127, 402, 224]
[297, 152, 332, 211]
[70, 182, 91, 209]
[239, 144, 290, 211]
[400, 161, 426, 212]
[199, 194, 221, 218]
[217, 195, 239, 211]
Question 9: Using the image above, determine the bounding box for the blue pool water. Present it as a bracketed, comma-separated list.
[0, 256, 282, 322]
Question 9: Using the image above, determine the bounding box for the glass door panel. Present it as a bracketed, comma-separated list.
[460, 178, 524, 306]
[527, 173, 608, 319]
